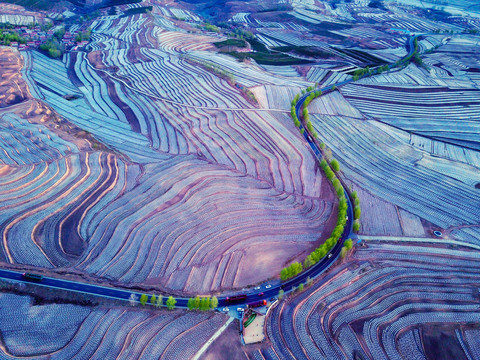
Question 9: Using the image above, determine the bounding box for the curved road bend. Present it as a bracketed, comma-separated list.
[0, 35, 421, 308]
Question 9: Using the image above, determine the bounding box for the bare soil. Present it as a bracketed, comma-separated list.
[0, 48, 106, 153]
[201, 319, 248, 360]
[421, 325, 469, 360]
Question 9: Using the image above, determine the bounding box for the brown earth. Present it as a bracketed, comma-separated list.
[0, 47, 107, 153]
[201, 319, 248, 360]
[421, 325, 469, 360]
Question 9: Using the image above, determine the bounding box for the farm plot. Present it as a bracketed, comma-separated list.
[0, 152, 131, 267]
[0, 47, 30, 108]
[75, 155, 336, 293]
[188, 51, 312, 88]
[263, 241, 480, 360]
[0, 292, 228, 359]
[0, 113, 78, 165]
[257, 29, 327, 48]
[307, 90, 363, 118]
[16, 10, 337, 294]
[26, 46, 167, 163]
[340, 78, 480, 149]
[310, 115, 480, 230]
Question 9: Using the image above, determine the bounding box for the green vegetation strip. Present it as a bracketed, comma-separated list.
[244, 313, 256, 328]
[214, 39, 247, 48]
[187, 295, 219, 311]
[282, 84, 361, 281]
[138, 293, 177, 310]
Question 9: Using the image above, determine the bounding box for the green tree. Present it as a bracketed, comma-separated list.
[298, 283, 304, 292]
[332, 178, 341, 189]
[344, 238, 353, 250]
[302, 107, 308, 119]
[187, 297, 195, 310]
[306, 121, 314, 133]
[200, 297, 210, 311]
[193, 295, 201, 309]
[150, 294, 157, 306]
[353, 220, 360, 232]
[140, 294, 148, 306]
[166, 296, 176, 310]
[319, 142, 326, 149]
[320, 159, 328, 170]
[303, 255, 314, 269]
[211, 296, 218, 309]
[336, 186, 344, 197]
[354, 206, 361, 219]
[330, 158, 340, 172]
[278, 289, 284, 300]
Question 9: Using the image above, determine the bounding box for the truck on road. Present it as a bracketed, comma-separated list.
[247, 299, 267, 308]
[22, 273, 43, 282]
[226, 294, 247, 303]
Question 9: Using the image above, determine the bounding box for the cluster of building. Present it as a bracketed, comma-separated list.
[6, 24, 89, 51]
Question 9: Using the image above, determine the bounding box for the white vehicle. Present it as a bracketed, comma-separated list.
[223, 307, 229, 312]
[265, 284, 272, 289]
[327, 253, 332, 259]
[237, 307, 244, 312]
[254, 286, 261, 290]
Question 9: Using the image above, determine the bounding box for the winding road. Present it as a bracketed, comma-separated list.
[0, 34, 421, 309]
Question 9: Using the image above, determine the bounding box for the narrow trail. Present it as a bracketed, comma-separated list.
[359, 235, 480, 251]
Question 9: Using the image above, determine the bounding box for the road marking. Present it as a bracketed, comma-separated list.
[192, 317, 234, 360]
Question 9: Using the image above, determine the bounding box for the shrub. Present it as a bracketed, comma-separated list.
[354, 206, 361, 219]
[330, 158, 340, 172]
[344, 238, 353, 250]
[353, 220, 360, 232]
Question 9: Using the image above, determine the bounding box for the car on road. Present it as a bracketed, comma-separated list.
[254, 286, 261, 290]
[327, 253, 332, 259]
[265, 284, 272, 289]
[258, 292, 264, 296]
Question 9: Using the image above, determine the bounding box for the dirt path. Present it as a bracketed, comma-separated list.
[359, 235, 480, 250]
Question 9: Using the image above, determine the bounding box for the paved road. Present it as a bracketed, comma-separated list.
[0, 34, 421, 309]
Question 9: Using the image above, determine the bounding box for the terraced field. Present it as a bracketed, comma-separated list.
[1, 6, 338, 294]
[261, 241, 480, 360]
[340, 36, 480, 150]
[310, 115, 480, 232]
[0, 292, 227, 359]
